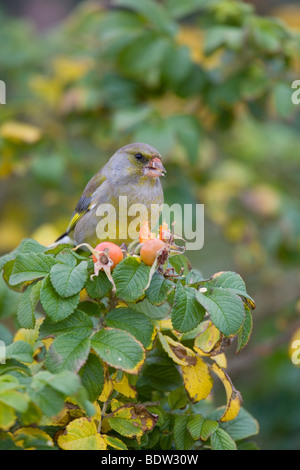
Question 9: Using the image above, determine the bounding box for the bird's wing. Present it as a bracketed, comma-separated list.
[66, 172, 106, 234]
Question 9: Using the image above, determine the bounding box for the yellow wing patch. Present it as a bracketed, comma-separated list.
[67, 210, 88, 233]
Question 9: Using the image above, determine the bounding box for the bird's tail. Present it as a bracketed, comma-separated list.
[47, 231, 75, 249]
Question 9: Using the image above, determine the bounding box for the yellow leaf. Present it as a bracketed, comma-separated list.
[40, 404, 69, 427]
[57, 418, 107, 450]
[0, 121, 41, 144]
[181, 356, 213, 403]
[53, 57, 91, 83]
[211, 363, 242, 422]
[98, 379, 113, 402]
[110, 398, 124, 412]
[108, 400, 158, 439]
[158, 319, 173, 330]
[98, 363, 113, 402]
[30, 76, 62, 106]
[194, 320, 221, 355]
[41, 337, 54, 352]
[14, 427, 53, 449]
[158, 332, 196, 366]
[79, 288, 89, 302]
[0, 402, 17, 430]
[212, 353, 227, 369]
[92, 401, 102, 422]
[112, 372, 137, 399]
[14, 318, 43, 347]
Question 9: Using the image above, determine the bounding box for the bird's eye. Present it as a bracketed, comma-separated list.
[135, 153, 145, 161]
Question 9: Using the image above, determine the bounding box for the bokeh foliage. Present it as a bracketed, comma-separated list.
[0, 0, 300, 449]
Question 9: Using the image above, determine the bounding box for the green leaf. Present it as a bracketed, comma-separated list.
[45, 334, 91, 374]
[187, 415, 218, 441]
[237, 440, 260, 450]
[13, 428, 54, 450]
[104, 435, 128, 450]
[50, 261, 88, 298]
[112, 257, 151, 302]
[171, 283, 205, 333]
[145, 273, 175, 306]
[78, 353, 104, 402]
[5, 341, 34, 363]
[39, 309, 94, 340]
[166, 0, 211, 18]
[128, 298, 170, 320]
[0, 398, 27, 427]
[71, 386, 95, 418]
[105, 307, 156, 349]
[204, 26, 244, 55]
[118, 31, 171, 78]
[0, 375, 29, 429]
[33, 370, 81, 396]
[273, 82, 296, 119]
[28, 371, 81, 418]
[0, 324, 13, 346]
[211, 428, 237, 450]
[161, 45, 192, 87]
[28, 385, 65, 418]
[168, 254, 190, 275]
[167, 386, 189, 410]
[220, 408, 259, 441]
[250, 17, 283, 53]
[0, 375, 28, 412]
[185, 269, 205, 285]
[0, 359, 31, 377]
[173, 415, 195, 450]
[137, 349, 183, 394]
[98, 10, 144, 43]
[236, 305, 253, 353]
[85, 270, 112, 299]
[55, 251, 78, 267]
[9, 253, 58, 286]
[203, 271, 256, 309]
[169, 115, 201, 165]
[196, 289, 245, 337]
[115, 0, 177, 36]
[0, 238, 47, 271]
[17, 281, 41, 329]
[40, 275, 80, 322]
[91, 327, 145, 374]
[2, 260, 26, 292]
[77, 301, 103, 318]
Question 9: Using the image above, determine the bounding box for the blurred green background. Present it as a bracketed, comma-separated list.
[0, 0, 300, 450]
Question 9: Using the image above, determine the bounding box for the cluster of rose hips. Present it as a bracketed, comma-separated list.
[73, 221, 181, 290]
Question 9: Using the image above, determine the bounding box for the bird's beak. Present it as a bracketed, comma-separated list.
[143, 157, 166, 178]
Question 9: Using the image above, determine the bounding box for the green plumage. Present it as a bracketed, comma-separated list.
[56, 143, 165, 247]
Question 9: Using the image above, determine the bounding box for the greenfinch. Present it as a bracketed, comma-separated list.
[55, 143, 166, 247]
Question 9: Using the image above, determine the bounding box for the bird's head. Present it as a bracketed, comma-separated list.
[109, 143, 166, 182]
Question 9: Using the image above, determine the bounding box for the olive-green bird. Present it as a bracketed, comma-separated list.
[55, 143, 166, 247]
